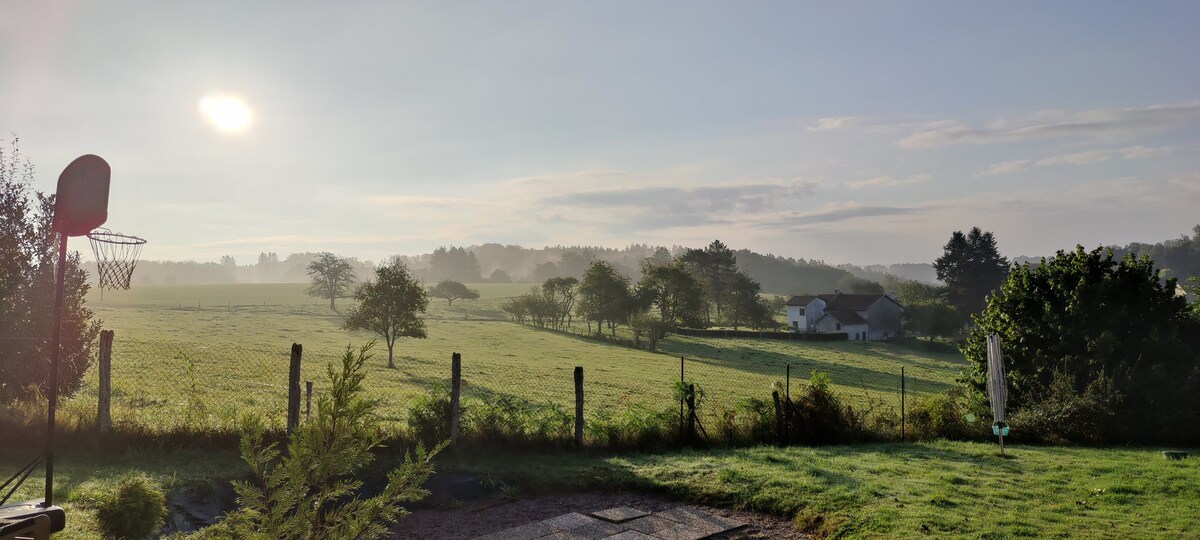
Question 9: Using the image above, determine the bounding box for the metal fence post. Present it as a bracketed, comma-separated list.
[287, 343, 302, 434]
[679, 355, 685, 438]
[450, 352, 462, 445]
[784, 363, 791, 446]
[901, 366, 906, 441]
[305, 380, 313, 420]
[574, 366, 584, 446]
[97, 330, 113, 433]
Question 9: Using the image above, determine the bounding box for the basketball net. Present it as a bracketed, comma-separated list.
[87, 229, 146, 291]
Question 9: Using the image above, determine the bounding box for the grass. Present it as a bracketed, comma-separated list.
[46, 283, 967, 434]
[0, 448, 244, 539]
[453, 442, 1200, 539]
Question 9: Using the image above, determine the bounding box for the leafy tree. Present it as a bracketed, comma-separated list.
[429, 246, 482, 282]
[541, 276, 579, 328]
[629, 312, 672, 351]
[428, 280, 480, 306]
[344, 263, 428, 368]
[576, 261, 635, 336]
[933, 227, 1009, 321]
[963, 246, 1200, 444]
[635, 261, 706, 328]
[488, 269, 512, 283]
[725, 271, 774, 330]
[0, 137, 100, 401]
[681, 240, 738, 323]
[209, 343, 443, 539]
[306, 252, 357, 310]
[904, 299, 959, 340]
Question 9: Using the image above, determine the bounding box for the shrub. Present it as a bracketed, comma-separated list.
[1008, 370, 1121, 444]
[587, 405, 676, 449]
[407, 384, 452, 447]
[465, 394, 572, 447]
[211, 343, 444, 540]
[907, 386, 989, 441]
[91, 474, 168, 540]
[785, 372, 868, 444]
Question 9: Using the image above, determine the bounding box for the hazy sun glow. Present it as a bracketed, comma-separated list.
[199, 94, 252, 132]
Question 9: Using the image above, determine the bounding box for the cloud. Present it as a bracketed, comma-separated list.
[807, 116, 858, 132]
[762, 203, 922, 231]
[845, 174, 931, 190]
[898, 102, 1200, 149]
[367, 195, 465, 206]
[543, 181, 816, 214]
[977, 145, 1176, 176]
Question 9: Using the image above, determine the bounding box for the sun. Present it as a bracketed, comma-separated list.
[198, 94, 252, 132]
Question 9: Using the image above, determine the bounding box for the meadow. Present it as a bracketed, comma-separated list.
[62, 283, 966, 434]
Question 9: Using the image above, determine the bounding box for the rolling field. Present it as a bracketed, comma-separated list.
[61, 283, 967, 433]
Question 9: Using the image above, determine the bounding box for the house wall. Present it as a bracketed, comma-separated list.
[806, 299, 826, 332]
[786, 299, 826, 332]
[866, 299, 904, 340]
[786, 305, 803, 331]
[815, 317, 866, 339]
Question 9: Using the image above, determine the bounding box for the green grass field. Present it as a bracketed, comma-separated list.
[58, 283, 966, 433]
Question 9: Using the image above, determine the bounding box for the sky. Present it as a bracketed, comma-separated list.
[2, 1, 1199, 266]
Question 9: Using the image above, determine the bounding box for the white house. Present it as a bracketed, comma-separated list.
[784, 292, 904, 341]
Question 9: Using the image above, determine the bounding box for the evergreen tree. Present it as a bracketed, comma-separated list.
[933, 227, 1009, 322]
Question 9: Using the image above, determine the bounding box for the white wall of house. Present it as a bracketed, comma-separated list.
[814, 315, 866, 339]
[786, 299, 827, 332]
[786, 305, 805, 331]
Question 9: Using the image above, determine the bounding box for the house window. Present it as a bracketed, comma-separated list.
[798, 307, 806, 316]
[836, 323, 842, 331]
[791, 321, 798, 329]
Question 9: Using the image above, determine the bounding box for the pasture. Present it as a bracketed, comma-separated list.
[67, 283, 966, 433]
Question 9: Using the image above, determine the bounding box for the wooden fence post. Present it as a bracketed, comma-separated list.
[901, 366, 906, 442]
[287, 343, 302, 435]
[450, 352, 462, 445]
[785, 363, 791, 446]
[574, 366, 584, 447]
[305, 381, 313, 420]
[97, 330, 113, 433]
[679, 356, 685, 438]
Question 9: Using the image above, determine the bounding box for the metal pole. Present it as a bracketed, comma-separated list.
[44, 234, 68, 506]
[901, 366, 906, 441]
[785, 363, 791, 445]
[679, 356, 685, 437]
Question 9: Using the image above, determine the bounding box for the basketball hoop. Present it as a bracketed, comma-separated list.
[87, 229, 146, 290]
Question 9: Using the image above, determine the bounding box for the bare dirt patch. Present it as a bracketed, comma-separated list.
[392, 491, 807, 539]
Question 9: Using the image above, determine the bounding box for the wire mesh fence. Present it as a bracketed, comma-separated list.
[2, 332, 964, 445]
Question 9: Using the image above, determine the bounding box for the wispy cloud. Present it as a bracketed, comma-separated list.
[845, 174, 931, 190]
[898, 102, 1200, 149]
[977, 145, 1176, 176]
[808, 116, 858, 132]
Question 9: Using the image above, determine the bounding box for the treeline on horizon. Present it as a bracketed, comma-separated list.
[89, 224, 1200, 297]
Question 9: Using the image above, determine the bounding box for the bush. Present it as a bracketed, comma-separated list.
[1008, 370, 1121, 444]
[907, 386, 989, 441]
[407, 384, 452, 447]
[91, 474, 168, 540]
[785, 372, 868, 444]
[466, 394, 572, 447]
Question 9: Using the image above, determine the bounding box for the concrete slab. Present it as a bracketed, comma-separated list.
[621, 515, 679, 534]
[474, 521, 555, 540]
[591, 507, 651, 523]
[541, 512, 604, 531]
[601, 531, 656, 540]
[648, 523, 709, 540]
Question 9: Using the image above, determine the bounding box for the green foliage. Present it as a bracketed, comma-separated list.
[343, 262, 429, 368]
[964, 246, 1200, 444]
[216, 344, 444, 540]
[628, 313, 673, 351]
[86, 473, 168, 540]
[428, 279, 480, 306]
[305, 252, 357, 310]
[576, 260, 636, 336]
[0, 136, 100, 401]
[635, 261, 707, 328]
[1008, 370, 1122, 444]
[724, 271, 775, 330]
[428, 246, 482, 282]
[465, 395, 573, 447]
[904, 299, 959, 339]
[487, 269, 512, 283]
[933, 227, 1009, 321]
[407, 384, 452, 447]
[784, 371, 868, 444]
[907, 386, 989, 441]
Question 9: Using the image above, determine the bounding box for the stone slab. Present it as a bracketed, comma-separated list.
[541, 512, 604, 531]
[649, 523, 709, 540]
[475, 521, 556, 540]
[601, 531, 656, 540]
[591, 507, 651, 523]
[621, 515, 679, 534]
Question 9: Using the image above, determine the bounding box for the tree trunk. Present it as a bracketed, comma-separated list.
[387, 342, 395, 368]
[329, 296, 335, 310]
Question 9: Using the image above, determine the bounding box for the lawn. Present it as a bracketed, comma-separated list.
[453, 442, 1200, 539]
[58, 283, 966, 434]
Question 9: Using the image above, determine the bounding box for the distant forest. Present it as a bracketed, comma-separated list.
[89, 224, 1200, 296]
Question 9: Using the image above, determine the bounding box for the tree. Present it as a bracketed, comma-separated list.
[343, 263, 429, 368]
[904, 299, 959, 340]
[488, 269, 512, 283]
[725, 271, 774, 330]
[0, 137, 100, 402]
[542, 276, 579, 328]
[576, 261, 635, 336]
[635, 261, 706, 328]
[306, 252, 357, 310]
[963, 246, 1200, 444]
[629, 313, 672, 351]
[933, 227, 1009, 321]
[429, 246, 482, 282]
[428, 280, 479, 306]
[681, 240, 737, 323]
[212, 343, 443, 539]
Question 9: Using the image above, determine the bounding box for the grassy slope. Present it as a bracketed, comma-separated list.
[67, 283, 964, 432]
[454, 442, 1200, 539]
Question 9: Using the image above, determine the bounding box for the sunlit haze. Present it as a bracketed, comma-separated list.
[2, 2, 1198, 264]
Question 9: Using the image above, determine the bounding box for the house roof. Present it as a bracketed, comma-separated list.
[819, 310, 867, 325]
[784, 293, 903, 310]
